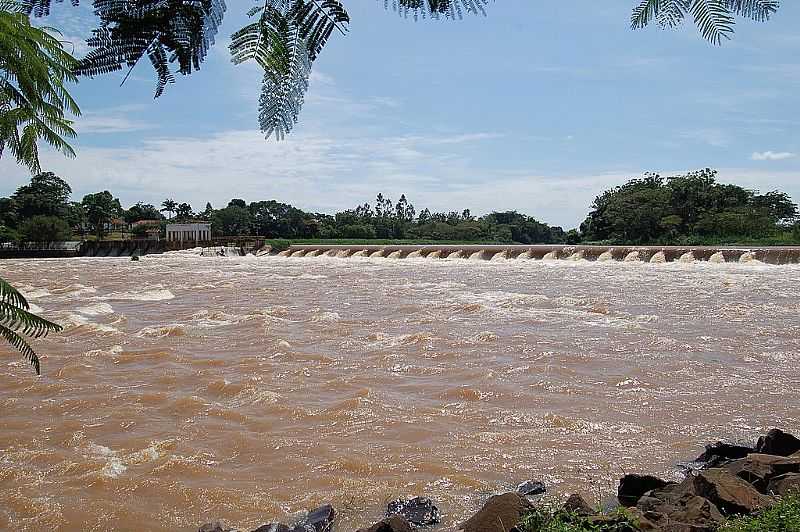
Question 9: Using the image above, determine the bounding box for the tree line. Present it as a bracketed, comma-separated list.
[1, 169, 798, 246]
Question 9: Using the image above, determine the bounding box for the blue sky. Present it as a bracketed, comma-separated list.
[2, 1, 799, 228]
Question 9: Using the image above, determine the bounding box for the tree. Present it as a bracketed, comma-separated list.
[11, 172, 72, 219]
[124, 202, 162, 224]
[82, 190, 122, 238]
[18, 214, 70, 241]
[211, 205, 251, 236]
[160, 198, 177, 219]
[0, 0, 81, 173]
[175, 202, 194, 221]
[0, 276, 62, 375]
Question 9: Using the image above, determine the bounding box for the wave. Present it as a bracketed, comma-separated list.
[136, 324, 186, 338]
[100, 288, 175, 301]
[77, 302, 114, 316]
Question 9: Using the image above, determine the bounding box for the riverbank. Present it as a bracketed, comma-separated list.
[200, 429, 800, 532]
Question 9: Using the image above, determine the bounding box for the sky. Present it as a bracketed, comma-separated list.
[2, 1, 800, 229]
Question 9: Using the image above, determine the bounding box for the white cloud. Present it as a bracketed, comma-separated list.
[73, 106, 155, 134]
[751, 150, 796, 161]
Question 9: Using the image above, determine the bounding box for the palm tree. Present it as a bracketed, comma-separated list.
[0, 0, 81, 173]
[0, 276, 62, 375]
[161, 199, 177, 220]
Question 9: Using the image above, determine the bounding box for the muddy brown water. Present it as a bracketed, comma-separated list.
[1, 252, 799, 531]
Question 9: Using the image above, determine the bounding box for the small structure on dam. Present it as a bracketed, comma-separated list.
[166, 222, 212, 243]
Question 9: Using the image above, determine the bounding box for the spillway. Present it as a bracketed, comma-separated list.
[271, 244, 800, 265]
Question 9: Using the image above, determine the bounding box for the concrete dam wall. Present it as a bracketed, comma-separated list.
[275, 244, 800, 264]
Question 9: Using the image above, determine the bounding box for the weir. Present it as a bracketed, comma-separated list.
[276, 244, 800, 265]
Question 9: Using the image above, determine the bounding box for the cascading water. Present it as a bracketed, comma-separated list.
[624, 251, 641, 262]
[446, 250, 464, 259]
[709, 252, 726, 264]
[542, 251, 559, 261]
[649, 251, 666, 264]
[678, 252, 695, 263]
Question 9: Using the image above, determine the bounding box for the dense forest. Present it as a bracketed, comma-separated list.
[1, 169, 798, 246]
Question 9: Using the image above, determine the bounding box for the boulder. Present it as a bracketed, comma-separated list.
[725, 454, 800, 492]
[694, 441, 754, 468]
[618, 474, 673, 507]
[637, 491, 724, 532]
[691, 469, 773, 515]
[767, 472, 800, 497]
[356, 515, 414, 532]
[387, 497, 440, 527]
[460, 492, 533, 532]
[756, 429, 800, 457]
[516, 480, 546, 497]
[252, 505, 335, 532]
[289, 505, 335, 532]
[563, 494, 595, 516]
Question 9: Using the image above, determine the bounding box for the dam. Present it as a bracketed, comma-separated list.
[275, 244, 800, 264]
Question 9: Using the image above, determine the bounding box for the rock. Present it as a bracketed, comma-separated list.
[516, 480, 546, 496]
[694, 441, 754, 468]
[756, 429, 800, 457]
[251, 505, 335, 532]
[637, 491, 724, 532]
[562, 494, 595, 516]
[251, 526, 291, 532]
[725, 454, 800, 492]
[356, 515, 414, 532]
[691, 469, 774, 515]
[387, 497, 440, 527]
[618, 474, 673, 506]
[295, 505, 335, 532]
[460, 492, 533, 532]
[767, 472, 800, 496]
[199, 523, 233, 532]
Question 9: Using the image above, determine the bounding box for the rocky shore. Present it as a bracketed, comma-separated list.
[198, 429, 800, 532]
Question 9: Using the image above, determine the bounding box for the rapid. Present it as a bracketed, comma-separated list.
[1, 252, 799, 530]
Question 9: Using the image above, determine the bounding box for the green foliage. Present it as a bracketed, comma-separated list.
[631, 0, 779, 45]
[517, 506, 641, 532]
[0, 275, 62, 375]
[160, 198, 177, 219]
[81, 190, 122, 238]
[580, 169, 798, 244]
[211, 204, 251, 236]
[75, 0, 226, 98]
[720, 494, 800, 532]
[0, 1, 80, 173]
[124, 202, 163, 223]
[18, 214, 70, 241]
[10, 171, 72, 218]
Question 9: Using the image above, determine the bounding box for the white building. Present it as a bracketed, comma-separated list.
[166, 223, 212, 242]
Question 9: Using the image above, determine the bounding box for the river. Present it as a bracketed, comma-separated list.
[1, 252, 799, 530]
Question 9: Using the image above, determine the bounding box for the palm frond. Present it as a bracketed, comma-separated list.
[75, 0, 227, 98]
[231, 1, 341, 139]
[631, 0, 779, 44]
[384, 0, 489, 19]
[0, 324, 40, 375]
[0, 276, 62, 375]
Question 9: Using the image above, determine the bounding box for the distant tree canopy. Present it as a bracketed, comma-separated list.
[580, 169, 798, 244]
[2, 169, 798, 245]
[0, 0, 781, 173]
